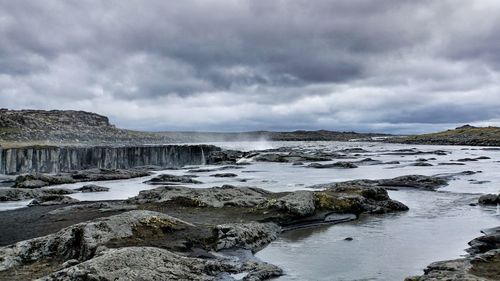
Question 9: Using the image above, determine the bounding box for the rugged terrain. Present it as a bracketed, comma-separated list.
[390, 125, 500, 146]
[0, 175, 414, 280]
[0, 109, 387, 146]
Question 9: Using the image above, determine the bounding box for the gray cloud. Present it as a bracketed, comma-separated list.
[1, 0, 500, 133]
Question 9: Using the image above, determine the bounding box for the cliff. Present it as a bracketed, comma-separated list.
[0, 145, 220, 175]
[0, 109, 388, 145]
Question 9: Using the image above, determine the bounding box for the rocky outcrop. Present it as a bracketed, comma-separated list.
[131, 184, 408, 218]
[143, 174, 202, 185]
[307, 161, 358, 169]
[407, 227, 500, 281]
[75, 184, 110, 193]
[0, 210, 191, 271]
[390, 125, 500, 146]
[14, 168, 152, 188]
[215, 222, 281, 252]
[0, 144, 222, 175]
[38, 246, 238, 281]
[309, 175, 450, 191]
[478, 194, 500, 205]
[131, 185, 271, 208]
[28, 195, 80, 206]
[0, 187, 75, 202]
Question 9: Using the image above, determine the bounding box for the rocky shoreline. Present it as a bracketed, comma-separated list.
[0, 137, 499, 279]
[406, 226, 500, 280]
[0, 171, 443, 280]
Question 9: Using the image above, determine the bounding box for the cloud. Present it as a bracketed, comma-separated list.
[0, 0, 499, 133]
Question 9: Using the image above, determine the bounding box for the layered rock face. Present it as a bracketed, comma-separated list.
[0, 145, 220, 174]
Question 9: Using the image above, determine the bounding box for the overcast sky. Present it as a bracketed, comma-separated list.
[1, 0, 500, 133]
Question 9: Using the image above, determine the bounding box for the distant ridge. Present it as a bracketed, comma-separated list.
[0, 109, 388, 146]
[389, 125, 500, 146]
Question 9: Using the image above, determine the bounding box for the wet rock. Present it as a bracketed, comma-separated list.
[0, 188, 75, 202]
[28, 195, 80, 206]
[0, 210, 191, 271]
[215, 222, 281, 252]
[307, 161, 358, 169]
[210, 173, 238, 178]
[254, 152, 333, 163]
[409, 227, 500, 281]
[410, 162, 433, 167]
[268, 191, 316, 217]
[353, 158, 383, 165]
[456, 158, 479, 162]
[469, 180, 491, 185]
[75, 184, 110, 193]
[144, 174, 202, 185]
[478, 194, 500, 205]
[15, 174, 75, 188]
[311, 175, 449, 191]
[344, 237, 353, 241]
[476, 156, 491, 160]
[187, 165, 245, 173]
[14, 168, 152, 188]
[377, 175, 449, 190]
[438, 162, 466, 166]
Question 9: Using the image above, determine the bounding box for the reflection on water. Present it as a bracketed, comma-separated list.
[256, 190, 500, 280]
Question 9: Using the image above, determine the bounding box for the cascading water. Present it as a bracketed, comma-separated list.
[200, 147, 206, 165]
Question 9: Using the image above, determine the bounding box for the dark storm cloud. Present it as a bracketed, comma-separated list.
[0, 0, 499, 133]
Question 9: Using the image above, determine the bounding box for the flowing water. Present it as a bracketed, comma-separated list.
[1, 141, 499, 280]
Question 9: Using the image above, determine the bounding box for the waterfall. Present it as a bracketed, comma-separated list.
[200, 147, 206, 165]
[0, 145, 221, 174]
[497, 203, 499, 216]
[0, 147, 3, 174]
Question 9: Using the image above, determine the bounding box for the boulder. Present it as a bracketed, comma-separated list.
[478, 194, 500, 205]
[307, 162, 358, 169]
[0, 210, 191, 271]
[28, 195, 80, 206]
[75, 184, 110, 193]
[143, 174, 202, 185]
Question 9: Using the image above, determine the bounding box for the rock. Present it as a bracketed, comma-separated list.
[75, 184, 110, 193]
[131, 185, 270, 208]
[409, 227, 500, 280]
[410, 162, 433, 167]
[144, 174, 202, 185]
[478, 194, 500, 205]
[215, 222, 281, 252]
[457, 158, 479, 162]
[38, 247, 239, 281]
[14, 168, 153, 188]
[15, 174, 75, 188]
[210, 173, 238, 178]
[310, 175, 450, 191]
[344, 237, 353, 241]
[47, 202, 138, 215]
[0, 210, 192, 271]
[187, 165, 245, 173]
[377, 175, 449, 190]
[268, 191, 316, 217]
[307, 161, 358, 169]
[28, 195, 80, 206]
[0, 188, 75, 202]
[438, 162, 466, 166]
[0, 144, 222, 175]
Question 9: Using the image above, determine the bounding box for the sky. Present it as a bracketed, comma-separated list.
[1, 0, 500, 134]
